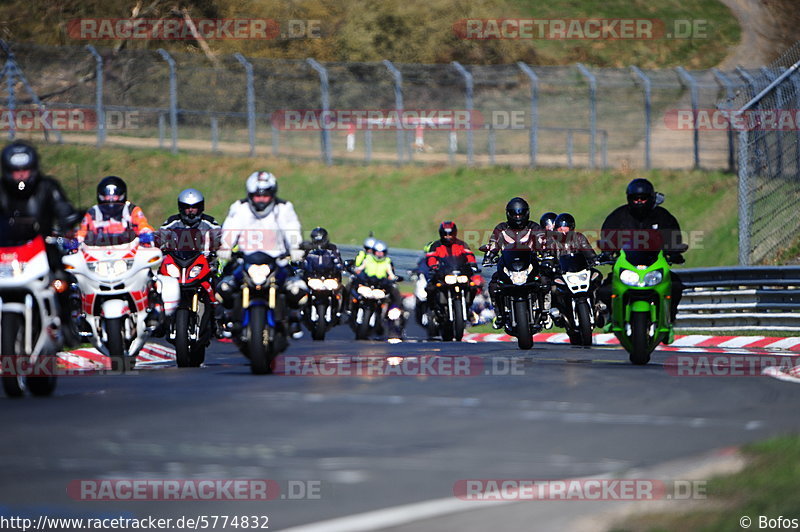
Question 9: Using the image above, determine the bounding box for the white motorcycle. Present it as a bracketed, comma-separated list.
[63, 233, 177, 371]
[0, 234, 61, 397]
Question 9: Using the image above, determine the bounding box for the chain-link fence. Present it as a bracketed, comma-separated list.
[0, 40, 768, 171]
[725, 42, 800, 265]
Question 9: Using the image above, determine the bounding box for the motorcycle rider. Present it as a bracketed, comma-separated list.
[482, 197, 550, 329]
[76, 175, 179, 329]
[158, 188, 222, 256]
[159, 188, 223, 337]
[540, 212, 558, 233]
[425, 220, 483, 300]
[354, 235, 377, 268]
[552, 213, 597, 263]
[353, 240, 403, 323]
[597, 178, 686, 328]
[0, 141, 82, 345]
[300, 226, 345, 318]
[216, 171, 307, 338]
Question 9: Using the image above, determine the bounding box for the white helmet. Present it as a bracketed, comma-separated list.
[177, 188, 204, 226]
[373, 240, 388, 258]
[363, 236, 377, 251]
[246, 171, 277, 214]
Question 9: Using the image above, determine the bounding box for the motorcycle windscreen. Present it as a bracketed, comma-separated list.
[168, 249, 203, 267]
[500, 249, 538, 272]
[558, 252, 590, 273]
[84, 229, 138, 247]
[436, 254, 471, 273]
[622, 248, 660, 268]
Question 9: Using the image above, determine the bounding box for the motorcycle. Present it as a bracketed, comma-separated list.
[426, 255, 478, 342]
[604, 246, 681, 365]
[486, 248, 549, 350]
[228, 252, 294, 374]
[62, 233, 170, 372]
[0, 233, 61, 397]
[300, 248, 343, 341]
[552, 252, 603, 346]
[346, 269, 404, 341]
[158, 250, 216, 367]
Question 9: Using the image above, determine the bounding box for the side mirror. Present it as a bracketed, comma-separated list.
[478, 244, 489, 253]
[655, 192, 665, 206]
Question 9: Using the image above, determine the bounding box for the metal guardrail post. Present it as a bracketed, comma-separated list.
[675, 67, 700, 169]
[157, 49, 178, 154]
[517, 62, 539, 168]
[712, 68, 736, 173]
[234, 53, 256, 157]
[576, 63, 597, 168]
[630, 66, 651, 170]
[306, 58, 332, 165]
[383, 60, 405, 164]
[85, 45, 105, 147]
[451, 61, 474, 165]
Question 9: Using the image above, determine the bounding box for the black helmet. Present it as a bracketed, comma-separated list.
[626, 178, 656, 217]
[1, 141, 40, 195]
[554, 212, 576, 231]
[505, 197, 530, 229]
[439, 220, 457, 242]
[177, 188, 204, 227]
[96, 176, 127, 218]
[539, 212, 557, 231]
[310, 226, 329, 247]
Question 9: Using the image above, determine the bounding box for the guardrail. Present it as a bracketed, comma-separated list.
[676, 266, 800, 331]
[339, 246, 800, 331]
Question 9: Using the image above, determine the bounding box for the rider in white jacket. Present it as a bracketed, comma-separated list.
[218, 171, 304, 261]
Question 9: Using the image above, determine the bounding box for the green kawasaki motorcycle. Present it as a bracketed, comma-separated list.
[607, 247, 682, 365]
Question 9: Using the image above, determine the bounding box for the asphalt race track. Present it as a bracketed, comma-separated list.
[2, 322, 800, 531]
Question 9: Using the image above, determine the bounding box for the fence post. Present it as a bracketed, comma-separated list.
[383, 60, 404, 164]
[157, 49, 178, 154]
[306, 58, 332, 166]
[567, 130, 574, 168]
[630, 66, 651, 170]
[712, 68, 736, 172]
[675, 67, 700, 169]
[85, 45, 105, 147]
[576, 63, 597, 168]
[488, 124, 495, 165]
[210, 114, 219, 153]
[271, 116, 279, 156]
[234, 53, 256, 157]
[516, 62, 539, 168]
[1, 46, 15, 141]
[790, 71, 800, 178]
[451, 61, 474, 165]
[737, 124, 751, 265]
[736, 67, 770, 176]
[760, 66, 784, 178]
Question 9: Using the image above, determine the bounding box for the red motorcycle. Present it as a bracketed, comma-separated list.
[159, 250, 216, 367]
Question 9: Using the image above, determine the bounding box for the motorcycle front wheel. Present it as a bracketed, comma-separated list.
[513, 300, 534, 350]
[248, 305, 273, 375]
[629, 311, 652, 365]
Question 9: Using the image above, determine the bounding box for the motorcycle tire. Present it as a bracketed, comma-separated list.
[356, 308, 372, 340]
[513, 300, 534, 350]
[629, 311, 652, 365]
[1, 313, 25, 397]
[312, 303, 327, 341]
[248, 305, 273, 375]
[174, 308, 193, 368]
[576, 300, 593, 347]
[453, 304, 466, 342]
[105, 317, 127, 372]
[26, 352, 58, 397]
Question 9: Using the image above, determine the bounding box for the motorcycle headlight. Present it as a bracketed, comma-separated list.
[371, 288, 386, 299]
[113, 259, 131, 276]
[357, 285, 373, 297]
[444, 274, 458, 285]
[619, 269, 641, 287]
[505, 266, 532, 286]
[188, 265, 203, 279]
[166, 263, 180, 277]
[247, 264, 271, 285]
[308, 278, 325, 290]
[565, 272, 589, 285]
[387, 307, 402, 320]
[643, 270, 663, 286]
[457, 275, 469, 284]
[324, 279, 339, 290]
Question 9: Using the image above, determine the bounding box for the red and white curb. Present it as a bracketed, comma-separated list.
[57, 344, 176, 371]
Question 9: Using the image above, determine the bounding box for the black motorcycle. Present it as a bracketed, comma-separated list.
[552, 252, 603, 346]
[489, 248, 549, 350]
[229, 252, 292, 374]
[347, 271, 405, 341]
[301, 248, 343, 341]
[426, 255, 478, 342]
